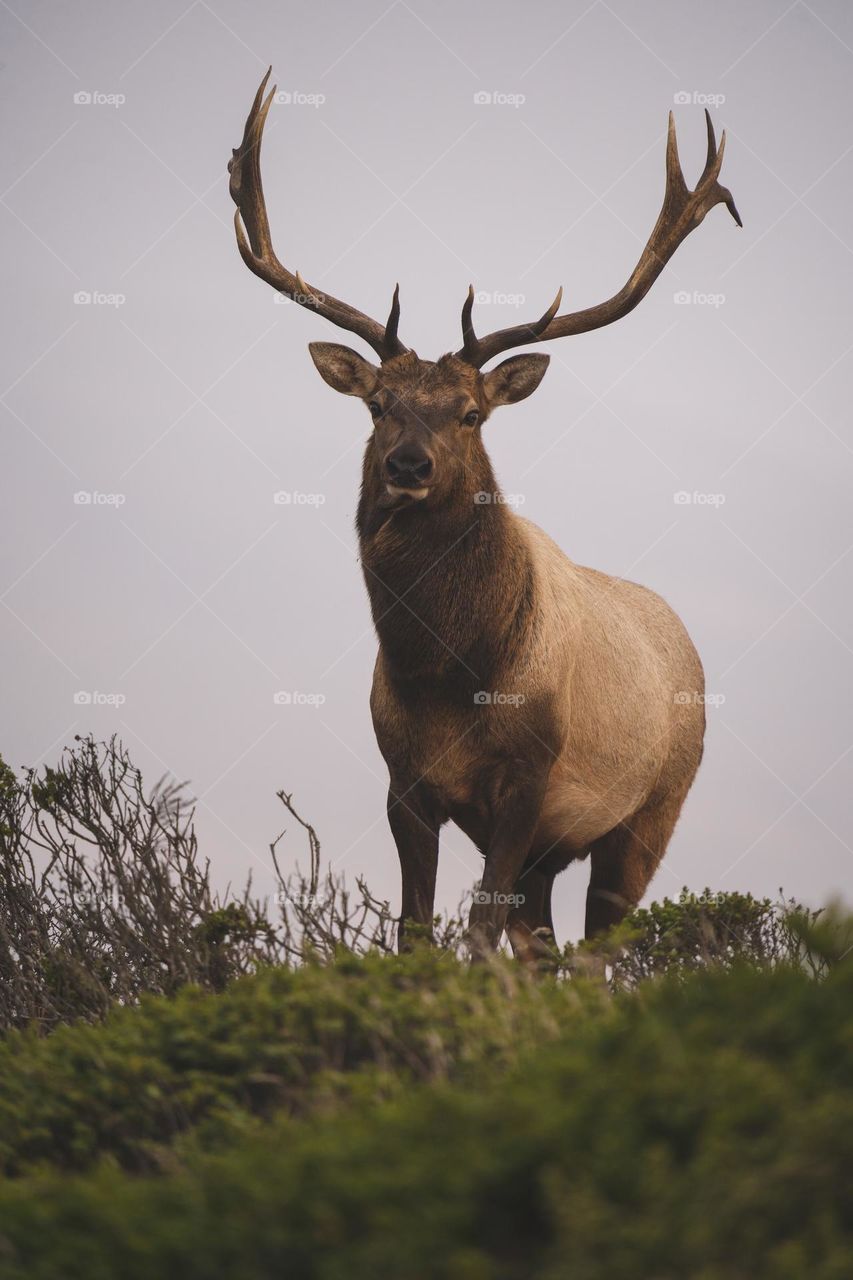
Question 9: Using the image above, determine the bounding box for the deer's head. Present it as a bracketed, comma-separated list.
[307, 345, 548, 509]
[229, 70, 740, 514]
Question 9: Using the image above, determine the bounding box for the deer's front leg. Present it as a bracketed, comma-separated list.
[387, 784, 441, 951]
[467, 769, 551, 954]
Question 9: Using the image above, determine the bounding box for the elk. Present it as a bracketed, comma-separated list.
[229, 70, 740, 960]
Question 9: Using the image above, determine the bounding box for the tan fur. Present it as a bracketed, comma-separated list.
[309, 344, 705, 954]
[521, 521, 704, 855]
[370, 517, 704, 867]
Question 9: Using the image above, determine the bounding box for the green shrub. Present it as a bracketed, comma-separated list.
[0, 736, 446, 1031]
[0, 735, 826, 1035]
[0, 954, 850, 1279]
[3, 736, 849, 1277]
[0, 948, 598, 1177]
[579, 887, 827, 989]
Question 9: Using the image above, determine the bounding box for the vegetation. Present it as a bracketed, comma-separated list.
[0, 736, 850, 1277]
[0, 736, 422, 1031]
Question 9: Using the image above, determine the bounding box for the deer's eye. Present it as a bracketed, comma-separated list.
[463, 410, 479, 426]
[368, 401, 382, 418]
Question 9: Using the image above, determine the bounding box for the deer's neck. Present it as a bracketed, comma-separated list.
[356, 450, 535, 693]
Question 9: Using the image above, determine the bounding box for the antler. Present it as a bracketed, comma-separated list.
[229, 68, 407, 363]
[457, 110, 741, 368]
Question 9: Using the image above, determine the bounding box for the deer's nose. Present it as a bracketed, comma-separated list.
[384, 446, 434, 486]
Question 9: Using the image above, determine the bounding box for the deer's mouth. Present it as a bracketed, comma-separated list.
[385, 483, 430, 502]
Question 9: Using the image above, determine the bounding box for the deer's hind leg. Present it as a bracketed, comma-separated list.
[584, 787, 689, 940]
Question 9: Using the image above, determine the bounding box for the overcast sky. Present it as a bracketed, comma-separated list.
[2, 0, 852, 942]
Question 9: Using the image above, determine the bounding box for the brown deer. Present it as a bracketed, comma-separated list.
[229, 70, 740, 960]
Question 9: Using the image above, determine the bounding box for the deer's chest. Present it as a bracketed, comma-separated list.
[372, 692, 485, 807]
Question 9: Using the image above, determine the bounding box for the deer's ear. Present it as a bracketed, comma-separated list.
[309, 343, 379, 397]
[483, 354, 550, 408]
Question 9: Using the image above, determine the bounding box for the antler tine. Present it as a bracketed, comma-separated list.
[229, 69, 407, 363]
[700, 110, 741, 226]
[455, 111, 740, 368]
[665, 111, 689, 201]
[384, 283, 402, 352]
[460, 285, 563, 367]
[460, 285, 477, 360]
[534, 285, 564, 333]
[229, 67, 275, 260]
[703, 108, 719, 178]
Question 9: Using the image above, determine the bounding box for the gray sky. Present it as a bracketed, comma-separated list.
[2, 0, 851, 943]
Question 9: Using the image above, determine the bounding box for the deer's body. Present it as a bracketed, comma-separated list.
[368, 517, 704, 859]
[229, 70, 738, 955]
[356, 353, 704, 955]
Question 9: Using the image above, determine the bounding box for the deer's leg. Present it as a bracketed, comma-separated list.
[506, 865, 558, 966]
[468, 772, 551, 954]
[387, 785, 441, 951]
[585, 789, 686, 939]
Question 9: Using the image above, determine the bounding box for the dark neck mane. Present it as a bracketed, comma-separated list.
[356, 441, 535, 695]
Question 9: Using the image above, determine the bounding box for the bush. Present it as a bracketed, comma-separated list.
[1, 733, 851, 1277]
[0, 736, 828, 1037]
[0, 948, 596, 1177]
[0, 736, 424, 1030]
[580, 887, 827, 989]
[0, 950, 850, 1279]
